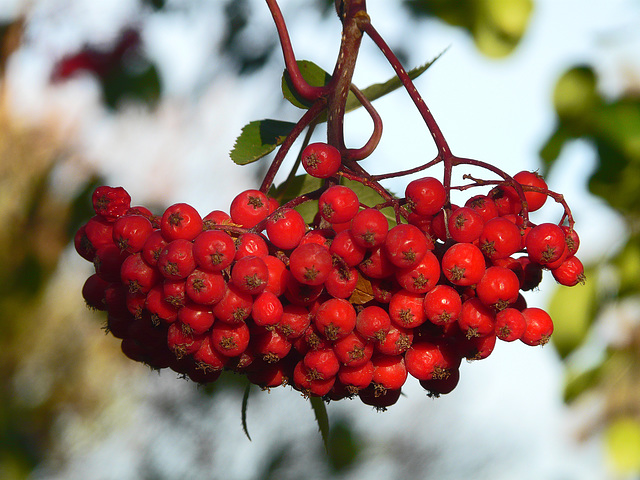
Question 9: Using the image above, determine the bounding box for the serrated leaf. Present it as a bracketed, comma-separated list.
[282, 60, 332, 109]
[230, 119, 296, 165]
[241, 383, 251, 441]
[349, 274, 375, 305]
[309, 396, 330, 452]
[283, 54, 443, 113]
[344, 52, 445, 113]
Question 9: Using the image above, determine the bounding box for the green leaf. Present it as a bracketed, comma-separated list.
[563, 362, 604, 404]
[340, 177, 397, 226]
[548, 273, 597, 359]
[345, 52, 446, 113]
[241, 383, 251, 441]
[270, 174, 324, 223]
[309, 396, 330, 452]
[282, 60, 332, 109]
[605, 417, 640, 474]
[230, 119, 296, 165]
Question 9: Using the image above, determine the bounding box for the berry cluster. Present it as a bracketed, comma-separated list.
[76, 159, 584, 408]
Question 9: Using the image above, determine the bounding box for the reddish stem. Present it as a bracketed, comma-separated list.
[265, 0, 328, 102]
[342, 83, 383, 161]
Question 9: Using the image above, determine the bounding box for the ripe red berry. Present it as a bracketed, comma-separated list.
[289, 243, 333, 286]
[265, 207, 307, 250]
[210, 321, 251, 357]
[475, 266, 520, 310]
[303, 348, 340, 379]
[301, 142, 342, 178]
[178, 302, 215, 335]
[561, 226, 580, 257]
[314, 298, 357, 341]
[405, 341, 460, 381]
[333, 332, 374, 367]
[458, 297, 495, 339]
[551, 255, 585, 286]
[92, 186, 131, 222]
[423, 284, 462, 326]
[520, 307, 554, 346]
[495, 307, 526, 342]
[338, 361, 374, 392]
[395, 250, 440, 294]
[262, 255, 289, 296]
[389, 290, 427, 329]
[405, 177, 446, 216]
[251, 290, 284, 327]
[375, 324, 413, 356]
[447, 206, 484, 243]
[441, 242, 486, 287]
[383, 223, 429, 269]
[276, 304, 311, 339]
[192, 230, 236, 272]
[185, 269, 226, 305]
[358, 246, 396, 279]
[141, 230, 167, 267]
[526, 223, 567, 266]
[478, 217, 523, 260]
[234, 233, 269, 260]
[330, 230, 366, 267]
[356, 305, 391, 342]
[231, 255, 269, 295]
[157, 239, 196, 280]
[212, 284, 252, 325]
[488, 184, 522, 216]
[120, 252, 161, 294]
[324, 265, 358, 299]
[229, 189, 271, 228]
[464, 195, 499, 222]
[371, 354, 408, 392]
[514, 170, 548, 212]
[318, 185, 360, 224]
[112, 214, 154, 253]
[161, 203, 203, 241]
[350, 208, 389, 249]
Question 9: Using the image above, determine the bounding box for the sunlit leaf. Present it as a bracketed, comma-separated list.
[230, 119, 296, 165]
[340, 177, 397, 226]
[349, 274, 375, 305]
[548, 272, 597, 359]
[270, 174, 324, 223]
[282, 60, 332, 109]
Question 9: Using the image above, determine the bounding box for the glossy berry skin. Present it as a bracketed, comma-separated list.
[333, 332, 373, 368]
[458, 297, 495, 339]
[495, 308, 526, 342]
[395, 251, 440, 294]
[356, 305, 391, 342]
[551, 255, 585, 286]
[92, 186, 131, 222]
[324, 265, 358, 299]
[251, 290, 284, 327]
[520, 307, 554, 346]
[212, 284, 252, 325]
[423, 285, 462, 326]
[478, 217, 523, 260]
[314, 298, 357, 341]
[405, 177, 446, 216]
[447, 206, 484, 243]
[192, 230, 236, 272]
[231, 255, 269, 295]
[112, 214, 153, 253]
[371, 354, 408, 392]
[141, 230, 167, 267]
[157, 239, 196, 280]
[475, 266, 520, 310]
[265, 208, 307, 250]
[229, 189, 271, 228]
[289, 243, 333, 286]
[526, 223, 567, 266]
[441, 243, 486, 287]
[161, 203, 203, 242]
[389, 290, 427, 329]
[561, 226, 580, 257]
[178, 302, 215, 335]
[301, 142, 342, 178]
[350, 208, 389, 249]
[185, 269, 226, 305]
[405, 341, 460, 381]
[235, 233, 269, 260]
[384, 223, 428, 269]
[464, 195, 499, 223]
[120, 253, 160, 294]
[514, 171, 548, 212]
[318, 185, 360, 224]
[330, 230, 366, 267]
[210, 321, 251, 357]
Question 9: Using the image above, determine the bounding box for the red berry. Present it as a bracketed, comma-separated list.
[356, 305, 391, 342]
[185, 269, 226, 305]
[358, 246, 396, 279]
[551, 255, 585, 286]
[526, 223, 567, 266]
[141, 230, 167, 267]
[447, 206, 484, 243]
[441, 242, 486, 287]
[253, 329, 292, 363]
[192, 230, 236, 272]
[301, 142, 342, 178]
[405, 177, 446, 216]
[318, 185, 360, 224]
[265, 207, 307, 250]
[495, 307, 526, 342]
[383, 223, 429, 269]
[338, 361, 374, 392]
[465, 195, 499, 222]
[371, 354, 408, 392]
[350, 208, 389, 249]
[231, 255, 269, 295]
[251, 290, 284, 328]
[324, 265, 359, 299]
[405, 341, 460, 381]
[389, 290, 427, 329]
[289, 243, 333, 286]
[145, 285, 179, 323]
[210, 321, 251, 357]
[419, 368, 460, 396]
[561, 226, 580, 257]
[303, 348, 340, 379]
[475, 266, 520, 310]
[120, 252, 161, 294]
[178, 302, 215, 335]
[112, 214, 154, 253]
[157, 239, 196, 280]
[423, 284, 462, 326]
[478, 217, 523, 260]
[375, 324, 413, 356]
[514, 170, 548, 212]
[520, 307, 554, 346]
[161, 203, 203, 241]
[314, 298, 356, 341]
[262, 255, 289, 296]
[330, 229, 366, 267]
[394, 250, 440, 294]
[234, 233, 269, 260]
[276, 304, 311, 340]
[212, 284, 252, 325]
[92, 186, 131, 222]
[488, 184, 522, 216]
[229, 189, 271, 228]
[458, 297, 495, 338]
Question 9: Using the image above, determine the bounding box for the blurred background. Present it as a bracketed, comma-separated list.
[1, 0, 639, 478]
